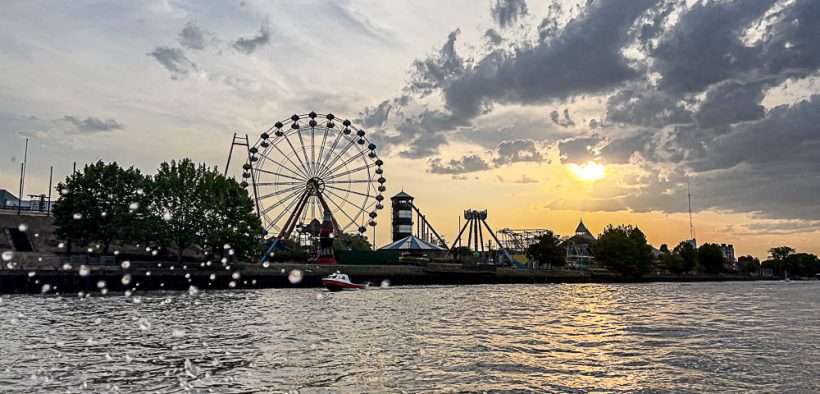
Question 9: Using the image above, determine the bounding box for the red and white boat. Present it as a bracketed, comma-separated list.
[321, 271, 369, 291]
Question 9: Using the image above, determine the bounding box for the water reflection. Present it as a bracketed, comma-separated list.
[0, 282, 818, 392]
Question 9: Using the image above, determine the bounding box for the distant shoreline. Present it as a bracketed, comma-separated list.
[0, 258, 788, 295]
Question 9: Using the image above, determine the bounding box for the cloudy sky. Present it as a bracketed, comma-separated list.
[2, 0, 819, 257]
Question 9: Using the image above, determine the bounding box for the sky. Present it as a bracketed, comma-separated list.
[1, 0, 819, 258]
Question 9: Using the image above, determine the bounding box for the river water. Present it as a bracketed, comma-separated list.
[0, 281, 818, 393]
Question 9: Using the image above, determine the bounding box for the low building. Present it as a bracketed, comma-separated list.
[0, 189, 20, 209]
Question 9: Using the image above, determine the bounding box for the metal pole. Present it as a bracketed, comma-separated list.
[21, 138, 28, 204]
[225, 132, 237, 177]
[458, 216, 461, 249]
[17, 162, 24, 215]
[47, 166, 53, 216]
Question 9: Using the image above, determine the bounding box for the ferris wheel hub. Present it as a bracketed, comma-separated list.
[306, 177, 325, 195]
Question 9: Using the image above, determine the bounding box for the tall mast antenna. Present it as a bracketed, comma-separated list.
[687, 182, 695, 241]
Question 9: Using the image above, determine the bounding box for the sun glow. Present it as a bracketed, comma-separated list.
[569, 161, 605, 181]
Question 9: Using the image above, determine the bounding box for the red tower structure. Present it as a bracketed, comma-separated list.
[317, 209, 337, 264]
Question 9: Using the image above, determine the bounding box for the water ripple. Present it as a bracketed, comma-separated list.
[0, 282, 818, 392]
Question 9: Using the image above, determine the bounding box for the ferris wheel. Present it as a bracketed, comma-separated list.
[240, 112, 386, 241]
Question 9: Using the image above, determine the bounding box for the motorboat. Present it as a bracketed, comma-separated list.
[321, 271, 369, 291]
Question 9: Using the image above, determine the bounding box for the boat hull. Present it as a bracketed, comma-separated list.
[322, 279, 368, 292]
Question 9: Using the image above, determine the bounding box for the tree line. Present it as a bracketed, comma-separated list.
[53, 159, 263, 261]
[524, 225, 819, 278]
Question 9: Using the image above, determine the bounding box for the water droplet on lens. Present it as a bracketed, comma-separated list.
[41, 284, 51, 293]
[380, 279, 391, 288]
[223, 243, 231, 250]
[231, 272, 240, 280]
[58, 242, 65, 248]
[188, 285, 198, 296]
[28, 271, 35, 277]
[228, 281, 236, 288]
[79, 265, 90, 276]
[18, 224, 28, 232]
[162, 212, 172, 221]
[137, 318, 151, 331]
[288, 269, 303, 284]
[72, 213, 83, 220]
[121, 274, 132, 285]
[129, 202, 139, 210]
[209, 273, 216, 281]
[121, 260, 131, 269]
[2, 251, 14, 261]
[262, 261, 270, 268]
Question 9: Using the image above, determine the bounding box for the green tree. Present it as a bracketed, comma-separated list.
[763, 246, 796, 276]
[768, 246, 795, 262]
[592, 225, 654, 277]
[784, 253, 820, 277]
[149, 159, 204, 261]
[150, 159, 263, 262]
[333, 233, 372, 252]
[198, 168, 262, 260]
[673, 241, 698, 272]
[53, 161, 151, 252]
[526, 230, 565, 268]
[737, 255, 760, 275]
[697, 243, 725, 274]
[662, 253, 687, 274]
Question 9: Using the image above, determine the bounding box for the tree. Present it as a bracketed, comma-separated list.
[697, 243, 725, 274]
[526, 230, 565, 268]
[768, 246, 795, 262]
[53, 161, 151, 252]
[662, 253, 687, 274]
[592, 225, 654, 277]
[673, 241, 698, 273]
[150, 159, 261, 262]
[737, 255, 760, 275]
[659, 244, 670, 254]
[198, 168, 263, 260]
[785, 253, 820, 277]
[333, 233, 372, 252]
[149, 159, 205, 262]
[763, 246, 796, 276]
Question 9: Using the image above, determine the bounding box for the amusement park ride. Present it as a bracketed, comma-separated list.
[227, 112, 385, 263]
[227, 110, 521, 268]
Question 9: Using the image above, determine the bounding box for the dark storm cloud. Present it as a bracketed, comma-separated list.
[549, 109, 575, 128]
[398, 132, 448, 159]
[62, 115, 124, 133]
[493, 139, 544, 165]
[148, 46, 197, 78]
[232, 19, 271, 54]
[484, 29, 503, 45]
[557, 135, 600, 164]
[605, 88, 691, 128]
[178, 21, 216, 50]
[439, 0, 657, 121]
[429, 154, 490, 174]
[652, 0, 776, 94]
[408, 29, 464, 96]
[491, 0, 528, 29]
[694, 80, 769, 129]
[690, 95, 820, 173]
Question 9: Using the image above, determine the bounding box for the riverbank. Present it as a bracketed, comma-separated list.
[0, 253, 785, 294]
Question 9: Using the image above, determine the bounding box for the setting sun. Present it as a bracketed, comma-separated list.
[569, 161, 606, 181]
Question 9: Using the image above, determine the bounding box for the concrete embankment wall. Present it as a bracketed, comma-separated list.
[0, 255, 780, 294]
